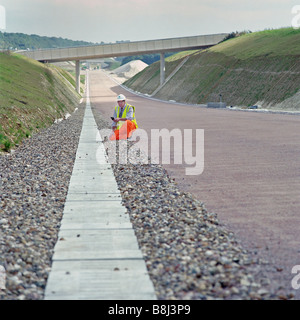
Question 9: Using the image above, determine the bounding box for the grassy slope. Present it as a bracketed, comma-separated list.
[0, 52, 80, 151]
[124, 28, 300, 109]
[125, 50, 198, 95]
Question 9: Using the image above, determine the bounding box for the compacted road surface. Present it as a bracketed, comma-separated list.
[89, 70, 300, 298]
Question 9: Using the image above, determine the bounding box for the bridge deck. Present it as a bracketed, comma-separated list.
[19, 33, 227, 62]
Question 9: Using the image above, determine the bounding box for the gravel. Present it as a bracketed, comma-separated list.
[0, 101, 295, 300]
[0, 105, 85, 300]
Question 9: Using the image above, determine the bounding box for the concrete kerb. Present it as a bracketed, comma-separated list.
[103, 70, 207, 108]
[44, 71, 156, 300]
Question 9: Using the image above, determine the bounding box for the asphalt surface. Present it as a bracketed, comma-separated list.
[89, 70, 300, 298]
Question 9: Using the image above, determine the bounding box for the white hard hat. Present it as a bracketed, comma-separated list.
[117, 94, 126, 101]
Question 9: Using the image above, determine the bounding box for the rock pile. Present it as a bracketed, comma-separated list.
[110, 60, 148, 82]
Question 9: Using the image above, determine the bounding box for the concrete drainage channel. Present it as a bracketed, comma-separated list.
[44, 72, 156, 300]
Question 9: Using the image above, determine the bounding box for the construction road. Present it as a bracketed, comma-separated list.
[89, 70, 300, 298]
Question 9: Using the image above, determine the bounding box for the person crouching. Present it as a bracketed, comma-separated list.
[109, 94, 138, 140]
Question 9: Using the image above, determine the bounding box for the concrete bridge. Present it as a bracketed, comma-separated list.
[19, 33, 228, 93]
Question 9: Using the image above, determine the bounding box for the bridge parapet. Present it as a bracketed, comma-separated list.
[19, 33, 228, 62]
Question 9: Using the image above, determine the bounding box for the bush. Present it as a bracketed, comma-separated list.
[221, 30, 252, 43]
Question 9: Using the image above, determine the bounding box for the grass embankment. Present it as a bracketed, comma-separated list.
[0, 52, 81, 152]
[125, 28, 300, 110]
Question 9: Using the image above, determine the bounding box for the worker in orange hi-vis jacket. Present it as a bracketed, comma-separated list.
[109, 94, 138, 140]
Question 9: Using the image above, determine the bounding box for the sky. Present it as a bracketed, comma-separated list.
[0, 0, 300, 43]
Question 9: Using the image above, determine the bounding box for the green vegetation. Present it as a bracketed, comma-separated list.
[125, 50, 197, 93]
[1, 27, 299, 153]
[212, 28, 300, 59]
[124, 28, 300, 110]
[0, 52, 80, 152]
[62, 68, 85, 89]
[0, 31, 99, 50]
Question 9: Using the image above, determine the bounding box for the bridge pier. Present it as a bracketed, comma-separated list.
[160, 52, 165, 85]
[75, 60, 80, 94]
